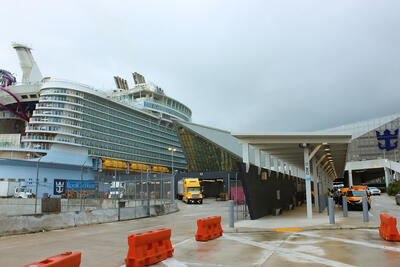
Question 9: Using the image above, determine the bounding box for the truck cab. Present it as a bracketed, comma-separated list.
[108, 182, 125, 199]
[14, 186, 33, 198]
[178, 178, 203, 204]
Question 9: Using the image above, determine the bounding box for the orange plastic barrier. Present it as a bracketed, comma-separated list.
[125, 228, 174, 267]
[23, 251, 81, 267]
[379, 214, 400, 241]
[195, 216, 223, 241]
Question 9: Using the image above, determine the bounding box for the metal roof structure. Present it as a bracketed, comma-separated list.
[232, 133, 352, 178]
[319, 112, 400, 140]
[175, 120, 245, 159]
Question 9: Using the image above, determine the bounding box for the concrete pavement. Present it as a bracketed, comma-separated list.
[1, 195, 400, 266]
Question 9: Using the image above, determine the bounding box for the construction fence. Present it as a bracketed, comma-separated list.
[0, 171, 175, 217]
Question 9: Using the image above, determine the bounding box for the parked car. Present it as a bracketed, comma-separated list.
[346, 189, 371, 210]
[367, 187, 381, 196]
[396, 192, 400, 205]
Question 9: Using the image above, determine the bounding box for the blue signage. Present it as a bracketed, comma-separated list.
[53, 179, 95, 194]
[65, 180, 95, 191]
[53, 179, 66, 195]
[376, 129, 399, 151]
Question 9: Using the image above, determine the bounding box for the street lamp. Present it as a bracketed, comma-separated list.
[168, 147, 176, 174]
[80, 158, 88, 212]
[34, 154, 44, 214]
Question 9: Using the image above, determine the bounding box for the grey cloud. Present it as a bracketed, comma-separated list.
[1, 0, 400, 133]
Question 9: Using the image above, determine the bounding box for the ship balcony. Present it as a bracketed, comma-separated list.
[40, 90, 84, 99]
[38, 98, 84, 107]
[32, 111, 83, 121]
[35, 104, 83, 114]
[29, 118, 82, 129]
[21, 135, 81, 146]
[25, 127, 81, 138]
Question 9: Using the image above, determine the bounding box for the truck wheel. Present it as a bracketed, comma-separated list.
[199, 199, 203, 204]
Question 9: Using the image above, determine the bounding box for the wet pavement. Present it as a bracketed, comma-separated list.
[1, 195, 400, 266]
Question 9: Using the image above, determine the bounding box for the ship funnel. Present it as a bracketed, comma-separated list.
[12, 42, 43, 83]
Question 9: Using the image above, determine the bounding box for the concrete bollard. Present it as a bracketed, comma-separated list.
[328, 197, 335, 224]
[229, 200, 234, 228]
[342, 196, 348, 218]
[362, 196, 369, 222]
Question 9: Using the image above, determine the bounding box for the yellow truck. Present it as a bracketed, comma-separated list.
[177, 178, 203, 204]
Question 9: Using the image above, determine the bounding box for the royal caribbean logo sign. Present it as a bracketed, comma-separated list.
[376, 129, 399, 151]
[53, 179, 66, 195]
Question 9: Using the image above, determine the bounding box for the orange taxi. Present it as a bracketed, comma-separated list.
[346, 188, 371, 210]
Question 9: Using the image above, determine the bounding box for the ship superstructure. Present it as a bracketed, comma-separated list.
[0, 43, 189, 197]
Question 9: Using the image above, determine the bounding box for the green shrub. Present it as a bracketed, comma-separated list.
[387, 181, 400, 196]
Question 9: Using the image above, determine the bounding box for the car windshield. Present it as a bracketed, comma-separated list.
[187, 187, 199, 192]
[347, 191, 366, 197]
[369, 187, 377, 190]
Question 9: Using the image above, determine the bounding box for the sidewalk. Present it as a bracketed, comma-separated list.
[224, 204, 380, 233]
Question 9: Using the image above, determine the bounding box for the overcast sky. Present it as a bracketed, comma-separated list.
[2, 0, 400, 133]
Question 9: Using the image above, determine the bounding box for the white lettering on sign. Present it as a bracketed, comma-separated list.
[304, 161, 310, 176]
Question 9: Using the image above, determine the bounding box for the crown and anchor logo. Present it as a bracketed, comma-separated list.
[55, 181, 65, 194]
[53, 179, 66, 195]
[376, 129, 399, 151]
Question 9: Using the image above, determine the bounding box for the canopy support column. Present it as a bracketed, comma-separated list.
[241, 142, 250, 173]
[303, 145, 312, 219]
[312, 157, 319, 212]
[348, 169, 353, 187]
[255, 148, 261, 174]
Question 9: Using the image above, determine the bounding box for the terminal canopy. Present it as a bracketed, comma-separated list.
[232, 133, 352, 178]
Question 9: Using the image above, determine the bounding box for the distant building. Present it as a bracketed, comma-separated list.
[320, 113, 400, 186]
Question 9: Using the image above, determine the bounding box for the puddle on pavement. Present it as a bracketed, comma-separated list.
[173, 237, 275, 266]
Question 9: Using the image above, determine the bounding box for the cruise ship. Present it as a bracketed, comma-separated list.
[0, 43, 190, 197]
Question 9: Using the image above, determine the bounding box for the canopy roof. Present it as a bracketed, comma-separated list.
[232, 133, 352, 178]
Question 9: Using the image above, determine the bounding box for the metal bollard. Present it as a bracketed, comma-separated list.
[328, 197, 335, 224]
[362, 196, 369, 222]
[342, 196, 348, 218]
[229, 200, 234, 228]
[118, 201, 121, 221]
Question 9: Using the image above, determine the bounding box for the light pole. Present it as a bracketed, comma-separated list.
[80, 158, 88, 212]
[168, 147, 176, 174]
[168, 147, 177, 203]
[34, 155, 43, 214]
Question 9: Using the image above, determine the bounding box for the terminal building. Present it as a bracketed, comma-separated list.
[1, 43, 398, 219]
[320, 113, 400, 188]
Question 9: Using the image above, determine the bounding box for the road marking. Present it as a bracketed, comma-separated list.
[174, 238, 192, 247]
[254, 250, 274, 266]
[274, 227, 302, 232]
[255, 233, 293, 265]
[296, 232, 400, 253]
[128, 224, 165, 233]
[182, 213, 202, 217]
[223, 234, 356, 267]
[174, 262, 226, 266]
[120, 257, 189, 267]
[163, 257, 189, 267]
[356, 229, 379, 232]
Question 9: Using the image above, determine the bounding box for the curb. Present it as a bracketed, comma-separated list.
[223, 224, 380, 233]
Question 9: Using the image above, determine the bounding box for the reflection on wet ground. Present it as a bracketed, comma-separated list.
[170, 229, 400, 267]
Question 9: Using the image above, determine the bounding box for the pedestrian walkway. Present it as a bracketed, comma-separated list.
[225, 204, 380, 233]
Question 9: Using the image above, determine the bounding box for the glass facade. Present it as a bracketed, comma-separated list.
[178, 127, 241, 172]
[23, 85, 187, 169]
[348, 117, 400, 162]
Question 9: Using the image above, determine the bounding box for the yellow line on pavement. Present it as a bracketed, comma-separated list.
[274, 227, 302, 232]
